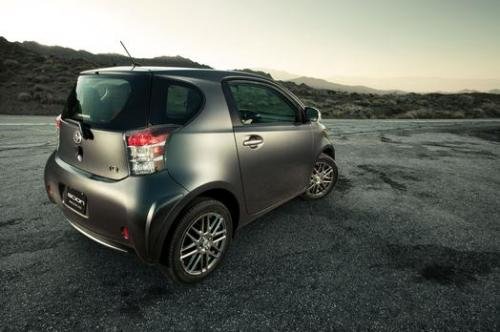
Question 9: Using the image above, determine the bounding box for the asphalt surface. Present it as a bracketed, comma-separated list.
[1, 116, 499, 331]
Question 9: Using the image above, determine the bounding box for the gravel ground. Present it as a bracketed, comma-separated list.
[1, 116, 499, 331]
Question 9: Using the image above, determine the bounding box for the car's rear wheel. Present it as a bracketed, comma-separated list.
[301, 153, 338, 200]
[162, 198, 232, 284]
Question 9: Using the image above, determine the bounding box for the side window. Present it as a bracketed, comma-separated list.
[150, 79, 203, 126]
[229, 83, 298, 125]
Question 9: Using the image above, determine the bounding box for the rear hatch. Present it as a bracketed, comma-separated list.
[58, 72, 150, 180]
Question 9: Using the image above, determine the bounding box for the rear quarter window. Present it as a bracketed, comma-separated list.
[149, 77, 204, 126]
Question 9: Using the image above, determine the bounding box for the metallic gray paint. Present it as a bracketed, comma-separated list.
[44, 67, 335, 265]
[58, 120, 131, 180]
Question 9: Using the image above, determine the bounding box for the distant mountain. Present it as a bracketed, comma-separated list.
[289, 76, 404, 95]
[489, 89, 500, 94]
[252, 68, 404, 94]
[329, 76, 500, 94]
[235, 68, 273, 79]
[458, 89, 479, 94]
[252, 68, 299, 81]
[20, 40, 210, 68]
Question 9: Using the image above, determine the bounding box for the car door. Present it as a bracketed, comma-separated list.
[225, 80, 313, 215]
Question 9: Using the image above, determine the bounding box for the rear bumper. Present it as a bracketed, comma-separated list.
[44, 151, 187, 262]
[67, 218, 131, 253]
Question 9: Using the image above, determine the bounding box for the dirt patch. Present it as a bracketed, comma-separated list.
[357, 164, 408, 191]
[335, 175, 353, 193]
[380, 135, 398, 143]
[0, 217, 22, 227]
[463, 127, 500, 142]
[385, 244, 500, 287]
[118, 284, 173, 318]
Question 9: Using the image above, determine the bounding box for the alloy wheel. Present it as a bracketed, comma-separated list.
[307, 161, 335, 197]
[179, 212, 228, 275]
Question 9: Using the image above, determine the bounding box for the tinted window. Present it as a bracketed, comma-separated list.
[150, 78, 203, 126]
[62, 74, 149, 130]
[228, 83, 298, 125]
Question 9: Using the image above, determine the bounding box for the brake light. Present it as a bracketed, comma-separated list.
[126, 127, 171, 175]
[55, 114, 61, 149]
[55, 114, 62, 129]
[121, 226, 130, 240]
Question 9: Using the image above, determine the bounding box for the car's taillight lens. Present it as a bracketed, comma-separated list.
[126, 127, 171, 175]
[55, 114, 62, 129]
[55, 114, 61, 149]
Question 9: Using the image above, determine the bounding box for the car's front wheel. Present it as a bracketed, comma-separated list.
[301, 153, 338, 200]
[162, 198, 233, 284]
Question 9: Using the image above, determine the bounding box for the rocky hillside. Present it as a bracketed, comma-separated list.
[0, 37, 208, 115]
[289, 76, 403, 95]
[281, 81, 500, 119]
[1, 37, 500, 118]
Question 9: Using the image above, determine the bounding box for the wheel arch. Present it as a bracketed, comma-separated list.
[151, 182, 242, 265]
[322, 144, 335, 160]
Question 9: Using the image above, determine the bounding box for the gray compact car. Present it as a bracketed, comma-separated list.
[44, 67, 338, 283]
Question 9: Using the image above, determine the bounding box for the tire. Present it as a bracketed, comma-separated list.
[301, 153, 338, 200]
[161, 197, 233, 284]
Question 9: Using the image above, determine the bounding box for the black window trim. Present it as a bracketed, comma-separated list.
[222, 77, 305, 128]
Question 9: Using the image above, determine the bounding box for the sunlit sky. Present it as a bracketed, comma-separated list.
[1, 0, 500, 92]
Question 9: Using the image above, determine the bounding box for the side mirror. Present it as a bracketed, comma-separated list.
[304, 107, 322, 123]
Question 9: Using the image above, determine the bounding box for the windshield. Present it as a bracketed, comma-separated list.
[62, 74, 149, 130]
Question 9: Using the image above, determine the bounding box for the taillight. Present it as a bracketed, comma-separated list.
[126, 127, 171, 175]
[55, 114, 62, 129]
[55, 114, 61, 149]
[121, 226, 130, 241]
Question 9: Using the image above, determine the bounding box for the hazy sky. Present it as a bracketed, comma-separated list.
[1, 0, 499, 91]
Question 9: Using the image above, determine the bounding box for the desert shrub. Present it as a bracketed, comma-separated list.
[40, 93, 54, 104]
[34, 75, 50, 83]
[465, 107, 484, 118]
[57, 76, 69, 83]
[54, 96, 67, 104]
[3, 59, 19, 66]
[32, 84, 46, 91]
[457, 94, 474, 107]
[480, 102, 500, 117]
[17, 92, 31, 101]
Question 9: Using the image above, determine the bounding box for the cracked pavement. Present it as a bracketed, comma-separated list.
[1, 116, 499, 330]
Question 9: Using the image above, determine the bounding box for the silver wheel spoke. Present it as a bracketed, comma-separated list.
[181, 241, 196, 252]
[213, 235, 226, 244]
[208, 250, 219, 258]
[213, 229, 226, 237]
[189, 254, 202, 272]
[186, 231, 199, 242]
[204, 252, 210, 270]
[186, 253, 199, 271]
[180, 212, 228, 275]
[210, 216, 223, 233]
[181, 249, 198, 260]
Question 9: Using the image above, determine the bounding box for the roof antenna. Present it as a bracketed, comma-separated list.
[120, 41, 141, 67]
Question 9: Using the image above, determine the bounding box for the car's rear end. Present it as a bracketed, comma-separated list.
[44, 68, 196, 261]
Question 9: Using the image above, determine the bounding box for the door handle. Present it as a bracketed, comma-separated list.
[243, 135, 264, 148]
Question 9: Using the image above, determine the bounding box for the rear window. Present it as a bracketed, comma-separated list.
[149, 77, 203, 126]
[62, 74, 149, 130]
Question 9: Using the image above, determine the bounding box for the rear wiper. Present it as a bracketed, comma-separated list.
[65, 118, 93, 140]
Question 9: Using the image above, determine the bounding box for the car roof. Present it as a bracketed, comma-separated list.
[80, 66, 272, 82]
